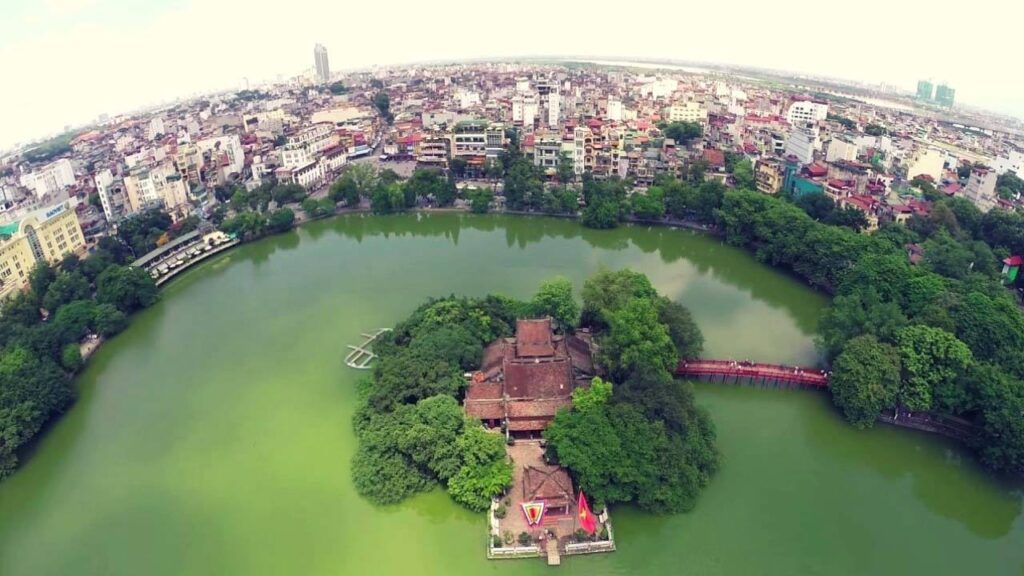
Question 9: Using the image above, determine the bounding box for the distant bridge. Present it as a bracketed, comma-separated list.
[675, 359, 829, 389]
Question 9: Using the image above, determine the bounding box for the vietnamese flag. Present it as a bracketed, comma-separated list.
[577, 491, 597, 534]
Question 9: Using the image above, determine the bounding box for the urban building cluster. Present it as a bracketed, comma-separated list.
[2, 49, 1023, 302]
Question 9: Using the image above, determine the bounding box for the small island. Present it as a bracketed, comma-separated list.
[351, 270, 717, 564]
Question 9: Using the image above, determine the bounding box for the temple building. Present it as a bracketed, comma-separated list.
[464, 317, 595, 436]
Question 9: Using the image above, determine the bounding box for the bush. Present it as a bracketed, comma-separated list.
[491, 535, 502, 548]
[503, 531, 514, 545]
[517, 532, 532, 546]
[494, 504, 507, 519]
[599, 525, 610, 541]
[60, 343, 82, 372]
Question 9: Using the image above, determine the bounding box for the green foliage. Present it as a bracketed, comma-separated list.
[730, 158, 755, 190]
[116, 209, 173, 256]
[60, 343, 82, 372]
[630, 188, 666, 220]
[352, 296, 523, 509]
[96, 265, 158, 314]
[405, 170, 454, 206]
[581, 178, 628, 229]
[328, 81, 348, 95]
[270, 183, 307, 205]
[370, 184, 406, 214]
[502, 156, 543, 210]
[447, 425, 512, 510]
[530, 276, 579, 331]
[896, 325, 973, 413]
[662, 122, 703, 145]
[571, 376, 612, 413]
[829, 335, 901, 427]
[658, 298, 704, 360]
[373, 92, 393, 123]
[467, 188, 494, 214]
[29, 262, 56, 297]
[220, 211, 267, 239]
[266, 208, 296, 234]
[302, 197, 336, 219]
[601, 298, 677, 381]
[42, 272, 90, 312]
[0, 346, 73, 479]
[548, 270, 717, 511]
[93, 303, 128, 337]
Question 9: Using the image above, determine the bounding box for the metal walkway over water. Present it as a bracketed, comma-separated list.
[345, 328, 391, 369]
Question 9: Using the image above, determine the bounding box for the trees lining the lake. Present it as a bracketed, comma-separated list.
[0, 239, 158, 480]
[712, 189, 1024, 476]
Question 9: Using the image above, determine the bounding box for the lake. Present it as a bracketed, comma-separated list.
[0, 213, 1020, 575]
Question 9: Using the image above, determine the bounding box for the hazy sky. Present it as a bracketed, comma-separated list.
[2, 0, 1023, 150]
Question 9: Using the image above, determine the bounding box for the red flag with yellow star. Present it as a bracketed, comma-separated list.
[577, 491, 597, 534]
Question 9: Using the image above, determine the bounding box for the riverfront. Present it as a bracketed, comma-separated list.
[0, 213, 1020, 575]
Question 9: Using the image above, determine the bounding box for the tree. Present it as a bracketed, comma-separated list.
[864, 124, 887, 137]
[582, 199, 621, 229]
[557, 152, 575, 185]
[630, 188, 666, 220]
[29, 262, 56, 297]
[657, 298, 703, 360]
[922, 230, 975, 279]
[446, 424, 512, 511]
[662, 122, 703, 145]
[370, 184, 406, 214]
[96, 265, 158, 314]
[895, 325, 973, 413]
[42, 272, 91, 312]
[829, 335, 901, 427]
[467, 188, 493, 213]
[93, 303, 128, 337]
[581, 268, 659, 328]
[531, 276, 579, 331]
[330, 175, 361, 206]
[731, 158, 755, 189]
[600, 298, 677, 380]
[266, 208, 296, 234]
[52, 299, 97, 343]
[373, 92, 393, 123]
[328, 81, 347, 95]
[60, 343, 82, 372]
[827, 206, 869, 232]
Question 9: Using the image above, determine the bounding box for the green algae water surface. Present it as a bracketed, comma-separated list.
[0, 214, 1021, 575]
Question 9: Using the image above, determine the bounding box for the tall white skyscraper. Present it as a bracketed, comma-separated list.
[314, 44, 330, 84]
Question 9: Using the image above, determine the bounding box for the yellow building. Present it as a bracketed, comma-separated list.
[0, 201, 86, 301]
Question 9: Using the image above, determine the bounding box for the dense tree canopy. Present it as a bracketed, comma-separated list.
[545, 270, 717, 512]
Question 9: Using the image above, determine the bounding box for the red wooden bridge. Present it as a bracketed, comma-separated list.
[675, 359, 829, 389]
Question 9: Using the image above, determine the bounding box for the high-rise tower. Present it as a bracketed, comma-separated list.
[314, 44, 330, 84]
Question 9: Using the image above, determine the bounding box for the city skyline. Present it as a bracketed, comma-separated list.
[2, 0, 1024, 150]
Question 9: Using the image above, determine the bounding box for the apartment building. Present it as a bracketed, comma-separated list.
[755, 158, 784, 194]
[19, 158, 75, 198]
[94, 169, 129, 222]
[964, 166, 998, 212]
[786, 101, 828, 126]
[667, 102, 707, 124]
[533, 133, 562, 171]
[124, 164, 190, 214]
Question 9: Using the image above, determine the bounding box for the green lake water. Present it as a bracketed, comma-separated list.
[0, 213, 1021, 575]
